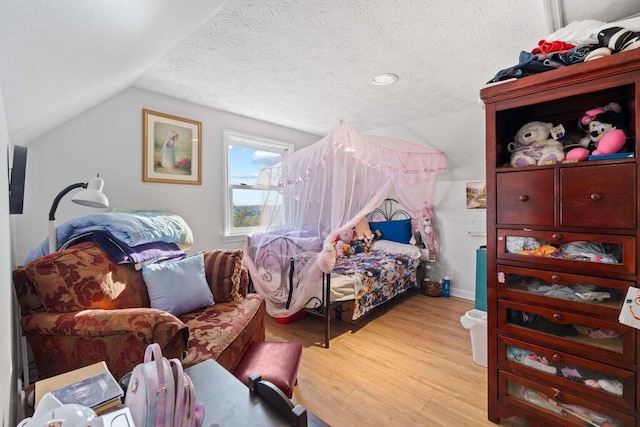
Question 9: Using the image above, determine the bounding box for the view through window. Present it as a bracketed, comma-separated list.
[223, 130, 292, 239]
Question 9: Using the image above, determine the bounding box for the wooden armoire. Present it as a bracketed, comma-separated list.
[481, 49, 640, 426]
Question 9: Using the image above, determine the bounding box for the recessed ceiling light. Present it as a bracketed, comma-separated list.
[371, 73, 398, 85]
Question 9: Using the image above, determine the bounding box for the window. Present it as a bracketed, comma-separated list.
[223, 130, 293, 241]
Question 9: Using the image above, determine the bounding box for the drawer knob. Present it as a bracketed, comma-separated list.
[551, 274, 561, 283]
[518, 195, 529, 201]
[552, 387, 562, 400]
[590, 193, 602, 201]
[552, 353, 562, 363]
[551, 233, 562, 241]
[552, 313, 563, 321]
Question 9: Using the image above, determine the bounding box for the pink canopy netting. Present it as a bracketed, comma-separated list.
[243, 123, 447, 318]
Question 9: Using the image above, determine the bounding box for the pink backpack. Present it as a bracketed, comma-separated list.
[124, 343, 205, 427]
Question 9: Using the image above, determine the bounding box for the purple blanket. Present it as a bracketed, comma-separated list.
[61, 230, 186, 267]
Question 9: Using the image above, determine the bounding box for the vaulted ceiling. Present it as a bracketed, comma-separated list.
[1, 0, 639, 146]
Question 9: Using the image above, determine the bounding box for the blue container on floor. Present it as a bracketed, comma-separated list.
[475, 246, 487, 311]
[442, 276, 450, 297]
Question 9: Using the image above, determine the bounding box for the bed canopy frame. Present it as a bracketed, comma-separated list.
[243, 122, 448, 324]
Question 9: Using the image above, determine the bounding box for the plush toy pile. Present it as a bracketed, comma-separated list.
[509, 101, 628, 167]
[334, 217, 381, 258]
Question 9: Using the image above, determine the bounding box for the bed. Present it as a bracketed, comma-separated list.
[245, 199, 423, 348]
[243, 123, 446, 347]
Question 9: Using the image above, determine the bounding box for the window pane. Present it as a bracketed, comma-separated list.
[224, 131, 293, 238]
[228, 144, 283, 186]
[231, 188, 283, 228]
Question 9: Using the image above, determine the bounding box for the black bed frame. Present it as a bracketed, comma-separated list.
[304, 198, 412, 348]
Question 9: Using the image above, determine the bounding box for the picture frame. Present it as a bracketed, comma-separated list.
[466, 181, 487, 209]
[142, 109, 202, 185]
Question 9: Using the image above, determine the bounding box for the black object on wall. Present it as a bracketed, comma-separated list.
[9, 145, 27, 215]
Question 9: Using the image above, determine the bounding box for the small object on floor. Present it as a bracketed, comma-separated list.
[275, 310, 306, 324]
[233, 341, 303, 398]
[421, 279, 442, 297]
[442, 276, 451, 297]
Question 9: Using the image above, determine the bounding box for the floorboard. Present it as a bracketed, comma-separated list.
[265, 291, 523, 426]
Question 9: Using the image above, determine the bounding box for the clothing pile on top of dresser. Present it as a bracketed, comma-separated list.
[488, 16, 640, 83]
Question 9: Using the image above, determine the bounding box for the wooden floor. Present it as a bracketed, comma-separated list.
[265, 291, 520, 427]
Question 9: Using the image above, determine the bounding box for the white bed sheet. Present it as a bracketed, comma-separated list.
[328, 273, 359, 302]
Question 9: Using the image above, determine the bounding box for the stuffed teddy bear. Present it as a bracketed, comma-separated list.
[341, 242, 353, 256]
[565, 102, 626, 161]
[335, 228, 355, 258]
[508, 121, 565, 167]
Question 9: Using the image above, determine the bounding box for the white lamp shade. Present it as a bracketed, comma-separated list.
[71, 176, 109, 208]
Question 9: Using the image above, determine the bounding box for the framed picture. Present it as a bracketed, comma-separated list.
[466, 181, 487, 209]
[142, 109, 202, 184]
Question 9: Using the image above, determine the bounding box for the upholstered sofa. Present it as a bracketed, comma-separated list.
[12, 241, 266, 382]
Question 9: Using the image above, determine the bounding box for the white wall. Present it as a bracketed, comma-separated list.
[434, 180, 486, 300]
[13, 88, 320, 263]
[372, 108, 488, 302]
[1, 87, 19, 426]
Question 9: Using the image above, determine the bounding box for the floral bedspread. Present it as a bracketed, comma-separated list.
[332, 250, 419, 320]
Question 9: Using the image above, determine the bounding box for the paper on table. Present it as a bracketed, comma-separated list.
[618, 286, 640, 330]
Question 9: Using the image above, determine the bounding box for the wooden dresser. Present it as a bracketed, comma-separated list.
[481, 49, 640, 426]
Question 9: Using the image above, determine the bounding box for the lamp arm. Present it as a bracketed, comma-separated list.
[48, 182, 87, 221]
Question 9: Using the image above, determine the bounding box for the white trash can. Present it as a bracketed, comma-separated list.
[460, 309, 488, 367]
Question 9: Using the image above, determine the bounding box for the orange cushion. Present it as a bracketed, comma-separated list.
[25, 242, 150, 312]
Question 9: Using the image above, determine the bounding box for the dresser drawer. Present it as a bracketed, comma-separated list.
[499, 300, 635, 365]
[560, 163, 636, 229]
[500, 372, 633, 426]
[498, 336, 635, 413]
[497, 229, 636, 275]
[497, 265, 630, 320]
[497, 169, 554, 226]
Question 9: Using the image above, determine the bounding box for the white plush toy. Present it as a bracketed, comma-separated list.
[507, 121, 565, 167]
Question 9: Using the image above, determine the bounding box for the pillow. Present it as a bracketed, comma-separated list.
[25, 242, 150, 312]
[202, 249, 244, 303]
[372, 239, 421, 259]
[142, 253, 214, 316]
[369, 219, 413, 244]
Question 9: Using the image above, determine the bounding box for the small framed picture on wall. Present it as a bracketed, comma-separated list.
[466, 181, 487, 236]
[466, 181, 486, 209]
[142, 109, 202, 185]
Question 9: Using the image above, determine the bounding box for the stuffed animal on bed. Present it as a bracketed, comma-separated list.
[335, 229, 355, 258]
[508, 121, 565, 167]
[354, 217, 382, 252]
[341, 242, 353, 256]
[354, 217, 373, 241]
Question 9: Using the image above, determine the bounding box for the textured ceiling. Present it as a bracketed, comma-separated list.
[1, 0, 640, 144]
[134, 0, 548, 135]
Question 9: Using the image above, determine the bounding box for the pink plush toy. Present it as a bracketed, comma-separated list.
[566, 103, 626, 161]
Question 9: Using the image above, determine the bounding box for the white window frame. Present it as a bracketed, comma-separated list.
[223, 130, 293, 242]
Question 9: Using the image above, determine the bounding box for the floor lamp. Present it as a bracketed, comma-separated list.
[48, 175, 109, 254]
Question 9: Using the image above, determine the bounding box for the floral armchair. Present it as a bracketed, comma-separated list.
[13, 242, 266, 382]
